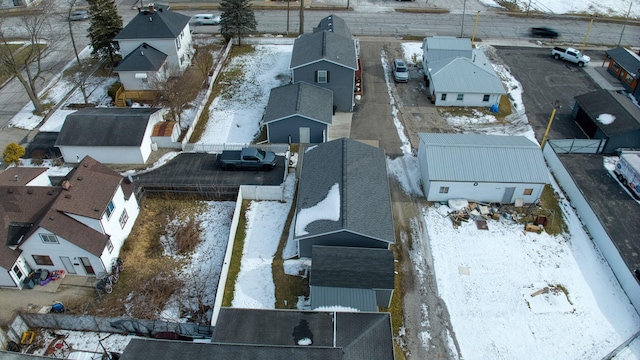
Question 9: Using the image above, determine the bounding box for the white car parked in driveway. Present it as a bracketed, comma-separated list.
[191, 14, 221, 26]
[392, 59, 409, 83]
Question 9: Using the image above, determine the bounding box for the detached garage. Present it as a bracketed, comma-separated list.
[572, 89, 640, 154]
[418, 133, 550, 204]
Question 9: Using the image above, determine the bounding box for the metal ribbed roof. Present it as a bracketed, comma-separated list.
[311, 286, 377, 312]
[429, 52, 506, 94]
[418, 133, 550, 183]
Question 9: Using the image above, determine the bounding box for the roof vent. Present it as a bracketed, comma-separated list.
[49, 215, 55, 220]
[14, 175, 19, 181]
[47, 190, 54, 195]
[77, 176, 83, 181]
[149, 17, 153, 22]
[83, 163, 88, 168]
[7, 188, 13, 193]
[65, 194, 71, 199]
[94, 208, 100, 212]
[141, 50, 144, 56]
[27, 189, 33, 194]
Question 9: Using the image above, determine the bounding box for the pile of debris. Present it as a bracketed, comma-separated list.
[443, 199, 548, 234]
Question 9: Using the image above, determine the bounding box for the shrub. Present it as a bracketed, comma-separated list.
[3, 143, 25, 165]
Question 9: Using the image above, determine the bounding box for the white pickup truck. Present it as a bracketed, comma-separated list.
[551, 47, 590, 67]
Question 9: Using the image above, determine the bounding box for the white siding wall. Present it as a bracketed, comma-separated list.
[118, 71, 156, 91]
[118, 27, 192, 72]
[66, 213, 104, 234]
[426, 180, 544, 203]
[433, 92, 501, 107]
[100, 186, 140, 252]
[60, 146, 145, 165]
[0, 269, 16, 288]
[19, 228, 104, 276]
[26, 173, 52, 186]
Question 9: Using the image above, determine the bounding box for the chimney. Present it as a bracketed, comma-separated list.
[62, 180, 71, 191]
[14, 174, 19, 182]
[149, 3, 155, 14]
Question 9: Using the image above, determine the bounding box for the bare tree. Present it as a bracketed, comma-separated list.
[193, 45, 214, 80]
[151, 68, 200, 127]
[66, 0, 89, 104]
[0, 0, 61, 114]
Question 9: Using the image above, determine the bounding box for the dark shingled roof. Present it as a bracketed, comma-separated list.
[262, 82, 333, 125]
[115, 4, 190, 40]
[56, 108, 161, 147]
[290, 30, 357, 70]
[310, 245, 395, 289]
[314, 14, 352, 38]
[121, 339, 343, 360]
[115, 43, 167, 72]
[606, 47, 640, 74]
[0, 167, 48, 186]
[574, 89, 640, 136]
[295, 138, 395, 244]
[211, 308, 394, 360]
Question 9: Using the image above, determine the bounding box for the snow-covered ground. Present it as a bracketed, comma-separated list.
[8, 16, 640, 360]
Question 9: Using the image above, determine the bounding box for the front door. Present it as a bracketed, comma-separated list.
[60, 256, 77, 275]
[299, 127, 310, 144]
[79, 257, 94, 275]
[502, 187, 516, 204]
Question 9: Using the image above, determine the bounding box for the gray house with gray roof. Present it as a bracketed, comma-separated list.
[311, 245, 395, 311]
[262, 82, 333, 144]
[418, 133, 550, 203]
[294, 138, 395, 258]
[121, 308, 394, 360]
[290, 14, 358, 112]
[56, 108, 163, 164]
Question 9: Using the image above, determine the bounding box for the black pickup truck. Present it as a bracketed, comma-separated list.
[216, 147, 277, 170]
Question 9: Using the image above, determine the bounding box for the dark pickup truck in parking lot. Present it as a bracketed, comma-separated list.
[216, 147, 277, 170]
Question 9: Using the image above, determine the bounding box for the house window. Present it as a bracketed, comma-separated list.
[119, 209, 129, 229]
[624, 72, 634, 85]
[40, 234, 59, 244]
[610, 62, 620, 74]
[441, 94, 447, 101]
[457, 94, 464, 101]
[523, 188, 533, 195]
[106, 239, 114, 253]
[316, 70, 328, 83]
[33, 255, 54, 266]
[176, 37, 181, 50]
[439, 186, 449, 194]
[12, 265, 23, 279]
[105, 201, 115, 219]
[483, 94, 490, 102]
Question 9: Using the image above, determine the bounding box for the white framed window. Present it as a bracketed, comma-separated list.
[40, 233, 59, 244]
[106, 239, 114, 253]
[483, 94, 490, 102]
[176, 37, 181, 50]
[316, 70, 328, 83]
[119, 209, 129, 229]
[105, 201, 115, 219]
[439, 187, 449, 194]
[457, 94, 464, 101]
[441, 94, 447, 101]
[13, 265, 23, 279]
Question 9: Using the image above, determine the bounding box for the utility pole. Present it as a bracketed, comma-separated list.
[540, 101, 561, 150]
[580, 17, 595, 52]
[471, 11, 480, 45]
[460, 0, 467, 37]
[617, 0, 633, 47]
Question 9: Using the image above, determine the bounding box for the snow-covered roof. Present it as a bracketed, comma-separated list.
[294, 138, 395, 243]
[418, 133, 550, 184]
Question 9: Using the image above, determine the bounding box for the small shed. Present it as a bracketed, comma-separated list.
[151, 121, 181, 148]
[604, 47, 640, 102]
[418, 133, 550, 203]
[56, 108, 163, 164]
[310, 245, 395, 311]
[294, 138, 395, 258]
[572, 89, 640, 154]
[262, 82, 333, 144]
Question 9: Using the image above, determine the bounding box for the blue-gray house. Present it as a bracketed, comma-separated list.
[310, 245, 395, 311]
[294, 138, 395, 258]
[262, 82, 333, 144]
[290, 14, 358, 112]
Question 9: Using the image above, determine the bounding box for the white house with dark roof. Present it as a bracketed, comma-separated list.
[262, 82, 333, 144]
[114, 3, 193, 91]
[290, 14, 358, 112]
[294, 138, 395, 258]
[55, 108, 163, 164]
[0, 156, 139, 289]
[417, 133, 550, 203]
[310, 245, 395, 311]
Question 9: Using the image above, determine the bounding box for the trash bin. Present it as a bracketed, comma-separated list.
[22, 278, 34, 289]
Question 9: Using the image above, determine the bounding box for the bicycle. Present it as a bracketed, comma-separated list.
[110, 258, 124, 283]
[95, 275, 113, 294]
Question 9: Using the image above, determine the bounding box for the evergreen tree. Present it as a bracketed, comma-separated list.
[219, 0, 257, 45]
[87, 0, 123, 64]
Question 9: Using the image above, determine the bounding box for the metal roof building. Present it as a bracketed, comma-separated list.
[418, 133, 550, 203]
